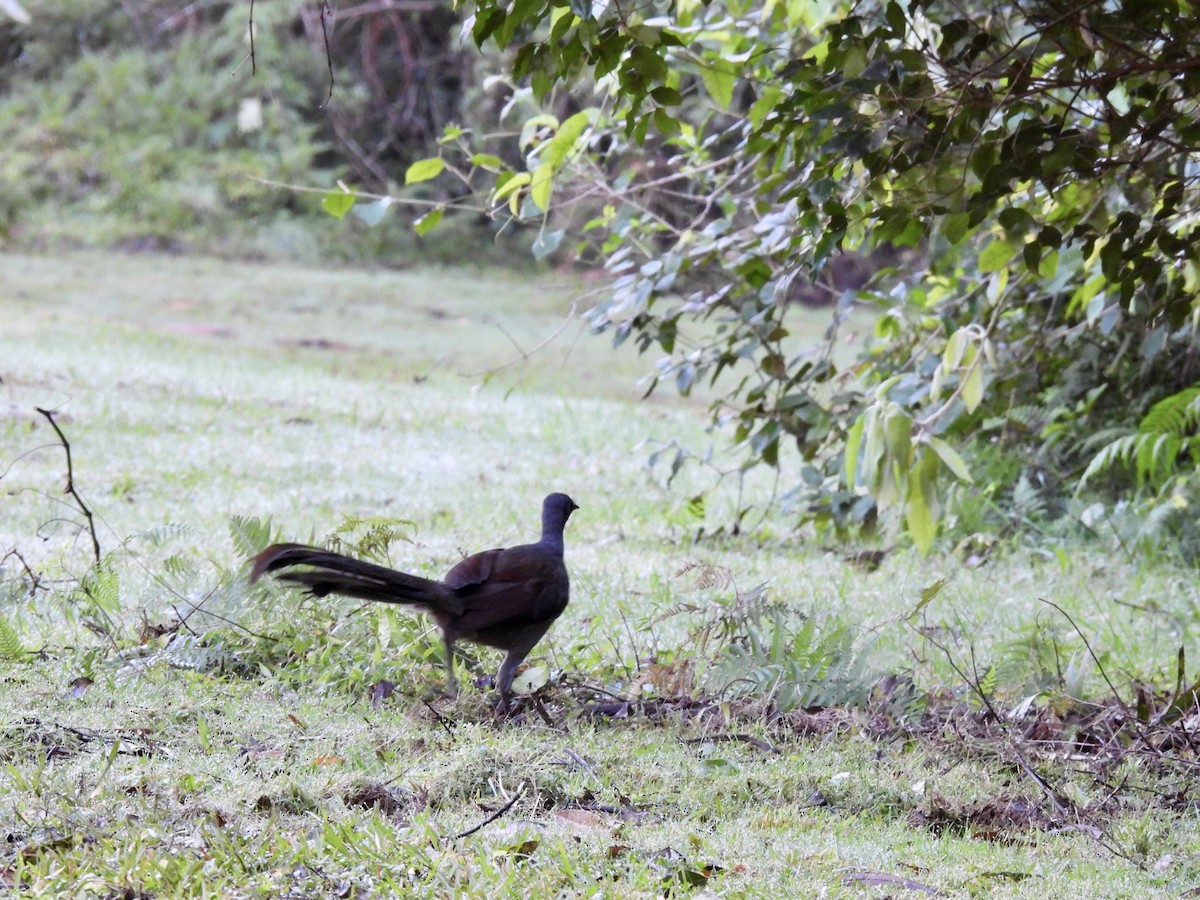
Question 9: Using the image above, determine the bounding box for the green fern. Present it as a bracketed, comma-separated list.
[229, 515, 278, 558]
[133, 522, 193, 547]
[1010, 472, 1048, 522]
[1082, 386, 1200, 490]
[77, 562, 120, 616]
[327, 515, 415, 564]
[0, 613, 22, 659]
[713, 609, 876, 711]
[162, 553, 197, 580]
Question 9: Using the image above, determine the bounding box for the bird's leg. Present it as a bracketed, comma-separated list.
[494, 651, 525, 715]
[443, 637, 459, 699]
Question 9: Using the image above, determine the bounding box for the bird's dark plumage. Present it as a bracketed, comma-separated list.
[250, 493, 578, 710]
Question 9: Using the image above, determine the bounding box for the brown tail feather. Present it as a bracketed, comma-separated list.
[250, 543, 462, 615]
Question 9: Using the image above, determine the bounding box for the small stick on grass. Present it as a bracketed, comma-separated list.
[452, 786, 523, 840]
[2, 549, 42, 594]
[422, 700, 455, 739]
[35, 407, 100, 565]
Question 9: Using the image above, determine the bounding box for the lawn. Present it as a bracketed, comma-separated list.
[2, 251, 1200, 896]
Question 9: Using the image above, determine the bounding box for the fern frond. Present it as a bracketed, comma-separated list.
[229, 515, 277, 558]
[77, 563, 120, 615]
[1139, 387, 1200, 436]
[133, 522, 193, 547]
[1004, 405, 1050, 433]
[1082, 385, 1200, 490]
[0, 613, 22, 659]
[328, 515, 415, 563]
[1010, 473, 1047, 521]
[162, 553, 197, 580]
[714, 612, 876, 711]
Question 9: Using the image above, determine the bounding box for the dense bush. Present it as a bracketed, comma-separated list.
[426, 0, 1200, 556]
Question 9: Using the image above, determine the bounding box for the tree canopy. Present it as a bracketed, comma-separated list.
[417, 0, 1200, 553]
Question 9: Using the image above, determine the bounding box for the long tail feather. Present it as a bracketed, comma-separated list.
[250, 543, 461, 614]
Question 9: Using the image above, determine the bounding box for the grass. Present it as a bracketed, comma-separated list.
[3, 250, 1200, 896]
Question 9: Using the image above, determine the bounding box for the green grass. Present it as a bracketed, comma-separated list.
[3, 251, 1200, 896]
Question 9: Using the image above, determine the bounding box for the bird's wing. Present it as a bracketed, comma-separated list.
[445, 544, 567, 632]
[443, 548, 502, 589]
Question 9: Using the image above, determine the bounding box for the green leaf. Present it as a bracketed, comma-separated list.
[859, 406, 885, 491]
[905, 457, 936, 555]
[492, 172, 531, 213]
[906, 576, 950, 622]
[926, 436, 973, 483]
[413, 207, 444, 236]
[531, 229, 564, 259]
[943, 328, 968, 370]
[977, 239, 1016, 273]
[405, 157, 445, 184]
[403, 157, 446, 184]
[530, 163, 554, 213]
[653, 107, 680, 137]
[844, 410, 867, 489]
[942, 212, 970, 245]
[321, 189, 356, 220]
[540, 110, 594, 169]
[629, 44, 668, 82]
[528, 110, 595, 212]
[883, 405, 913, 472]
[961, 351, 984, 412]
[471, 153, 505, 171]
[651, 86, 683, 106]
[699, 58, 736, 109]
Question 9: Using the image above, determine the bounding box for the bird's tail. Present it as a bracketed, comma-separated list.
[250, 543, 463, 615]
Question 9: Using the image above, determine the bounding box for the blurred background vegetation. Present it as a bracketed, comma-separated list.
[0, 0, 521, 263]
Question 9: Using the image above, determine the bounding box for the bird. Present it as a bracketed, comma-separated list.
[249, 493, 578, 712]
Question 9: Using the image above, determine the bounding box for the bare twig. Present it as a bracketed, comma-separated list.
[1, 549, 42, 594]
[452, 787, 523, 840]
[532, 696, 561, 730]
[1037, 597, 1132, 719]
[549, 748, 598, 777]
[457, 304, 578, 379]
[617, 605, 641, 675]
[908, 618, 1002, 722]
[422, 700, 455, 739]
[1010, 746, 1069, 817]
[248, 0, 256, 75]
[34, 407, 100, 565]
[319, 2, 335, 107]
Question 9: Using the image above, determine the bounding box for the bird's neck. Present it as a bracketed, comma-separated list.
[540, 516, 566, 551]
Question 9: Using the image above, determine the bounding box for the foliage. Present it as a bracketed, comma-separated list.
[712, 606, 877, 711]
[423, 0, 1200, 551]
[0, 610, 22, 659]
[1083, 386, 1200, 491]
